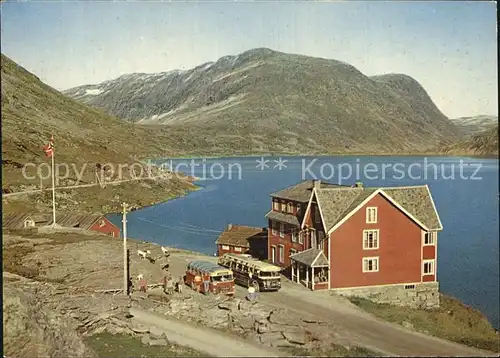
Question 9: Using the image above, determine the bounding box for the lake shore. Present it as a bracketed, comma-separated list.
[151, 153, 499, 160]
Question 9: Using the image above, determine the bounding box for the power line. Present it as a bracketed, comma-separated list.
[136, 217, 223, 237]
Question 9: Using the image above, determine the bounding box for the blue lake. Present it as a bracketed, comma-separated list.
[108, 156, 499, 328]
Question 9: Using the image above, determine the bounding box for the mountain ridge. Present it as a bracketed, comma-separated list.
[439, 125, 498, 157]
[64, 48, 461, 154]
[450, 115, 498, 137]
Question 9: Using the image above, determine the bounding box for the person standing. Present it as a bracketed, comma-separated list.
[202, 272, 210, 295]
[163, 276, 168, 294]
[139, 276, 147, 293]
[247, 286, 256, 301]
[177, 276, 183, 293]
[166, 277, 174, 295]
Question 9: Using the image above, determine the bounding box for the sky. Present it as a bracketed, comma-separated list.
[0, 0, 497, 119]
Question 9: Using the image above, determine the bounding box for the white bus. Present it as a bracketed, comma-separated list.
[218, 253, 282, 292]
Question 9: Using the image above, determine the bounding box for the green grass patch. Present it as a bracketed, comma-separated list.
[349, 295, 499, 353]
[285, 344, 379, 357]
[85, 332, 205, 357]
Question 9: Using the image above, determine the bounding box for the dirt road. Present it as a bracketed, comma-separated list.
[172, 253, 496, 357]
[129, 307, 283, 357]
[252, 281, 496, 357]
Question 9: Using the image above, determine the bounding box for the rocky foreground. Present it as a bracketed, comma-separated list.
[3, 229, 497, 357]
[2, 230, 354, 357]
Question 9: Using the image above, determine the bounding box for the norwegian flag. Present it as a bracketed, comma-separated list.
[42, 135, 54, 157]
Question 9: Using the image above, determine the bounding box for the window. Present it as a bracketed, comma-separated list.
[222, 245, 229, 250]
[297, 203, 302, 216]
[279, 223, 285, 238]
[278, 245, 284, 263]
[287, 202, 293, 213]
[317, 231, 325, 250]
[234, 246, 242, 252]
[271, 222, 277, 235]
[291, 229, 297, 242]
[423, 260, 435, 275]
[404, 284, 416, 290]
[424, 232, 435, 245]
[363, 230, 379, 250]
[99, 220, 106, 228]
[298, 231, 304, 244]
[362, 257, 379, 272]
[271, 246, 276, 263]
[290, 248, 297, 257]
[273, 201, 279, 210]
[281, 202, 286, 212]
[314, 206, 321, 223]
[366, 207, 378, 223]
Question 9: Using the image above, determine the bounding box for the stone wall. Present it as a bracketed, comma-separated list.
[332, 282, 440, 309]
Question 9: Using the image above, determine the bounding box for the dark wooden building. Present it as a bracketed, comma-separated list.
[215, 224, 268, 260]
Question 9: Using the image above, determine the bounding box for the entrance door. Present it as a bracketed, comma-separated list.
[271, 246, 276, 263]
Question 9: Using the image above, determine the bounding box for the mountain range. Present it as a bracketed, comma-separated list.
[64, 48, 462, 155]
[450, 115, 498, 137]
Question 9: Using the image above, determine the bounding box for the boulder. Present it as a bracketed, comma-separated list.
[236, 315, 256, 331]
[283, 330, 307, 345]
[218, 299, 239, 311]
[3, 285, 98, 358]
[256, 322, 286, 334]
[268, 309, 299, 326]
[272, 339, 297, 348]
[259, 332, 284, 345]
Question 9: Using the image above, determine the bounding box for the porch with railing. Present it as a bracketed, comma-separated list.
[290, 248, 329, 291]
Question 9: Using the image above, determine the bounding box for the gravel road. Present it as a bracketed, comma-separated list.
[129, 307, 283, 357]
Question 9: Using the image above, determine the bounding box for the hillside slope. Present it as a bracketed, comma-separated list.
[65, 48, 461, 154]
[450, 115, 498, 137]
[440, 126, 498, 157]
[1, 54, 195, 214]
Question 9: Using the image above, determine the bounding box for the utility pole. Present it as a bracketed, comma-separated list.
[122, 202, 128, 296]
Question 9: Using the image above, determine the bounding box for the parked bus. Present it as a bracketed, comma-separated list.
[184, 260, 235, 296]
[218, 253, 282, 292]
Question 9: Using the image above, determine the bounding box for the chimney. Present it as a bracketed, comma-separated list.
[227, 223, 233, 231]
[313, 179, 321, 189]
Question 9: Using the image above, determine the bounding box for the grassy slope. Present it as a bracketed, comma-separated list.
[1, 54, 197, 214]
[349, 295, 499, 353]
[85, 333, 204, 358]
[439, 126, 498, 157]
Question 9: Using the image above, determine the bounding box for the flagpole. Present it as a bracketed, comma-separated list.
[51, 137, 56, 226]
[122, 202, 128, 296]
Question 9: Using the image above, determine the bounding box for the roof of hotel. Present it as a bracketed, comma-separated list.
[215, 225, 267, 248]
[314, 185, 442, 232]
[270, 180, 346, 202]
[264, 211, 301, 226]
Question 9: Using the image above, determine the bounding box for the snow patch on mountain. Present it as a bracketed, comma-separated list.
[85, 89, 103, 96]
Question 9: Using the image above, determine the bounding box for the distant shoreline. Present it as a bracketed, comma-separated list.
[150, 153, 499, 160]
